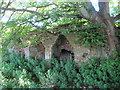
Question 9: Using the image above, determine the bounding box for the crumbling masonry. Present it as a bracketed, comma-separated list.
[13, 34, 108, 64]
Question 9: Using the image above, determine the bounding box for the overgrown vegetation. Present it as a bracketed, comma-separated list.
[0, 1, 120, 89]
[1, 1, 118, 50]
[1, 52, 120, 88]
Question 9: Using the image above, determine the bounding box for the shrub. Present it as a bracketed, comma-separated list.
[1, 53, 78, 88]
[79, 57, 120, 88]
[1, 52, 120, 88]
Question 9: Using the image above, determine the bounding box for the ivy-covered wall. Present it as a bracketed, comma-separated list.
[13, 33, 108, 64]
[65, 34, 108, 65]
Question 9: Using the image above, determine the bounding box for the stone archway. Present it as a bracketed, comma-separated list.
[29, 43, 45, 60]
[59, 49, 74, 60]
[52, 35, 74, 60]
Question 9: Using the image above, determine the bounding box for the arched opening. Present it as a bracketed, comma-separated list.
[29, 43, 45, 60]
[60, 49, 74, 60]
[52, 35, 74, 60]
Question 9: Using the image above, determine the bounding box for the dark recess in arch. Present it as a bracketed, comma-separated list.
[52, 35, 74, 60]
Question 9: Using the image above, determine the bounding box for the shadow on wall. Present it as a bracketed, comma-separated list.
[52, 35, 74, 60]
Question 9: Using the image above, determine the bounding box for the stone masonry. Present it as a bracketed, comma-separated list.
[14, 33, 108, 64]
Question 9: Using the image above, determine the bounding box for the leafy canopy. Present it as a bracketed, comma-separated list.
[0, 1, 120, 48]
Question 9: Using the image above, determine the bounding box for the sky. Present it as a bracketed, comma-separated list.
[90, 0, 99, 11]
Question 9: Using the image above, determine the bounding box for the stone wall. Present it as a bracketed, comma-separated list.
[65, 34, 108, 64]
[14, 33, 108, 64]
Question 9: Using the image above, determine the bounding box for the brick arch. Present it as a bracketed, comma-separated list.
[52, 35, 74, 60]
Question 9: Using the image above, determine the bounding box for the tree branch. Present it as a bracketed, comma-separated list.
[98, 0, 110, 17]
[36, 4, 54, 8]
[1, 0, 14, 15]
[65, 14, 82, 18]
[85, 0, 96, 13]
[62, 9, 77, 12]
[77, 7, 91, 20]
[1, 11, 15, 30]
[0, 0, 4, 9]
[31, 18, 49, 22]
[29, 21, 58, 35]
[1, 7, 46, 17]
[78, 0, 101, 22]
[114, 13, 120, 21]
[0, 0, 5, 19]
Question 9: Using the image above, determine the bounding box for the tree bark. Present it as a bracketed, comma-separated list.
[78, 1, 119, 55]
[106, 24, 117, 52]
[96, 17, 118, 53]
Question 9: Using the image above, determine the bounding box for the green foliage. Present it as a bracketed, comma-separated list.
[75, 24, 107, 47]
[1, 1, 120, 50]
[79, 56, 120, 88]
[1, 2, 109, 49]
[59, 22, 107, 48]
[1, 2, 81, 48]
[1, 52, 78, 88]
[1, 53, 39, 88]
[1, 52, 120, 88]
[76, 30, 107, 47]
[109, 1, 120, 17]
[116, 22, 120, 37]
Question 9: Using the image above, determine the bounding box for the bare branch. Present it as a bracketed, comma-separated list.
[77, 7, 90, 20]
[6, 11, 15, 23]
[28, 21, 58, 35]
[77, 0, 112, 24]
[62, 14, 82, 18]
[85, 0, 96, 13]
[78, 1, 101, 22]
[0, 0, 5, 18]
[0, 0, 4, 8]
[5, 0, 13, 8]
[32, 18, 49, 22]
[0, 11, 15, 30]
[62, 9, 77, 12]
[114, 14, 120, 21]
[6, 11, 15, 22]
[53, 3, 58, 7]
[1, 7, 46, 17]
[36, 4, 54, 8]
[2, 0, 14, 15]
[98, 0, 110, 17]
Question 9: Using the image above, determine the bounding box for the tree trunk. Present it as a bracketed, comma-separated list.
[96, 16, 118, 55]
[103, 20, 119, 55]
[106, 26, 117, 51]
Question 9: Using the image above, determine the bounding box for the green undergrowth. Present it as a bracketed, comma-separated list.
[1, 52, 120, 88]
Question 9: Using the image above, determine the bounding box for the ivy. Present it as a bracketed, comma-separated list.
[76, 28, 107, 47]
[59, 23, 107, 47]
